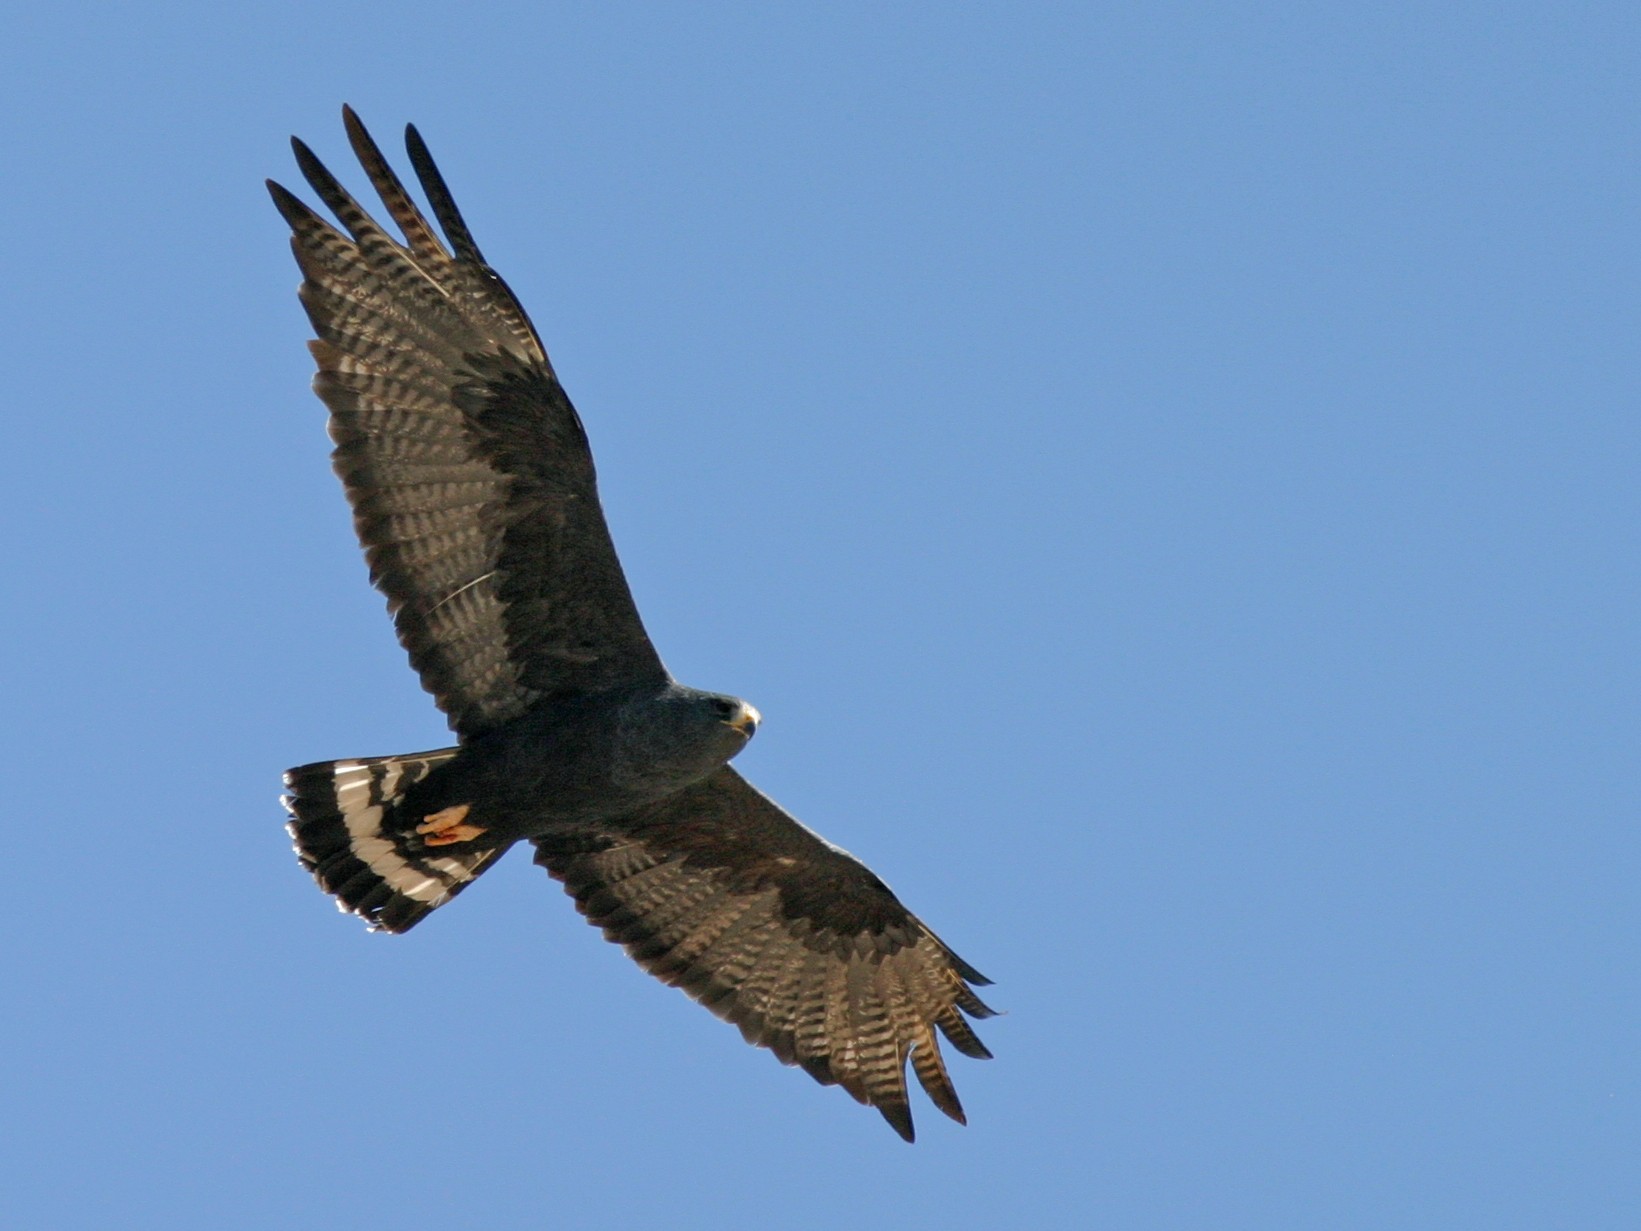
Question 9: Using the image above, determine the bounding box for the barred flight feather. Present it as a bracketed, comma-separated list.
[271, 111, 665, 734]
[283, 750, 508, 933]
[533, 766, 994, 1142]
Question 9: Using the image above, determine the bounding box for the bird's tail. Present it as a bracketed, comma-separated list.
[283, 749, 508, 933]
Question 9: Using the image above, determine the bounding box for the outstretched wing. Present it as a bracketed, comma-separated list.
[269, 108, 666, 735]
[532, 768, 995, 1142]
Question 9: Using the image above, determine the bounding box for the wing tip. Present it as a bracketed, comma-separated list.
[266, 177, 311, 229]
[403, 120, 485, 264]
[878, 1100, 917, 1143]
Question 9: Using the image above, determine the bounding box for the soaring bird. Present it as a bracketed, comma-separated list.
[269, 109, 994, 1141]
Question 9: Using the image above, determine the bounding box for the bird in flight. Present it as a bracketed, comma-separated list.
[268, 108, 994, 1141]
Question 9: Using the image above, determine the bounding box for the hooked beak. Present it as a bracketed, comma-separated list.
[726, 701, 761, 738]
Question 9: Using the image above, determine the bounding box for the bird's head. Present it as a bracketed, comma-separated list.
[705, 694, 762, 743]
[679, 689, 760, 767]
[619, 685, 763, 788]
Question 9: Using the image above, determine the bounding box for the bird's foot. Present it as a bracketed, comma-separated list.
[416, 804, 487, 846]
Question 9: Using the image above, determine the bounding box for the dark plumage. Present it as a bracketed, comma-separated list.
[270, 108, 994, 1141]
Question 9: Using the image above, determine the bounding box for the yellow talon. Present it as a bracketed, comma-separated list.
[416, 804, 487, 846]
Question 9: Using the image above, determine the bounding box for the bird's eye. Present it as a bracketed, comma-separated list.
[711, 698, 736, 717]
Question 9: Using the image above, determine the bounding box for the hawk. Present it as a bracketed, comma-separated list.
[269, 109, 994, 1141]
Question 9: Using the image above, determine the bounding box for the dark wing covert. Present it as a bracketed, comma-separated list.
[269, 108, 665, 736]
[532, 767, 995, 1141]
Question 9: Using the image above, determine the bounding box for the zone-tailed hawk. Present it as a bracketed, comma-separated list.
[270, 109, 994, 1141]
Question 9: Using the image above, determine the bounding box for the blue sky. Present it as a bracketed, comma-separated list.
[3, 3, 1636, 1227]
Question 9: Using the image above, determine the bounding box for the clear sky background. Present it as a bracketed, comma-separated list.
[3, 4, 1635, 1228]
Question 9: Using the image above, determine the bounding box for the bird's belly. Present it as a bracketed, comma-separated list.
[418, 744, 712, 846]
[481, 770, 666, 841]
[406, 692, 735, 845]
